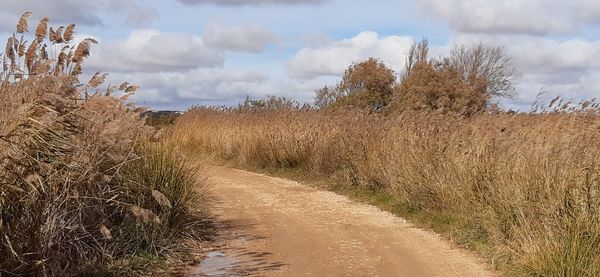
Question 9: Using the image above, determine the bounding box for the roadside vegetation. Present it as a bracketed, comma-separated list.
[0, 13, 209, 275]
[144, 111, 182, 128]
[172, 40, 600, 276]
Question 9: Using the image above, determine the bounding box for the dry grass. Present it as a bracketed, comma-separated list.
[172, 107, 600, 276]
[0, 14, 209, 275]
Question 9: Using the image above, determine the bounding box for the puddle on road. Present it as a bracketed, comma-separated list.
[190, 251, 236, 277]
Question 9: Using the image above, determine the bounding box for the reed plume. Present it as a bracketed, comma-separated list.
[63, 24, 75, 43]
[35, 17, 48, 43]
[16, 12, 32, 34]
[73, 38, 97, 64]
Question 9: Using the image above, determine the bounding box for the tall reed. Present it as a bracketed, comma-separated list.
[172, 107, 600, 276]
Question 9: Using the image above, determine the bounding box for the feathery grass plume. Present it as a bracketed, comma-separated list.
[66, 49, 74, 67]
[35, 17, 48, 43]
[17, 37, 26, 57]
[105, 85, 116, 96]
[119, 85, 140, 101]
[73, 38, 97, 64]
[5, 37, 16, 65]
[49, 26, 65, 44]
[63, 24, 75, 43]
[87, 72, 108, 88]
[119, 81, 130, 91]
[54, 26, 65, 43]
[71, 63, 82, 76]
[48, 26, 65, 44]
[130, 206, 161, 224]
[125, 85, 140, 93]
[12, 35, 18, 52]
[25, 40, 38, 73]
[40, 44, 48, 60]
[54, 48, 68, 75]
[16, 12, 32, 33]
[152, 190, 173, 209]
[49, 27, 55, 42]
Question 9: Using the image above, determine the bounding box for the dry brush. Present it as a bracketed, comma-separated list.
[172, 107, 600, 276]
[0, 13, 208, 275]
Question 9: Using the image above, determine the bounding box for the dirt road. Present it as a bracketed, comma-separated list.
[190, 167, 496, 277]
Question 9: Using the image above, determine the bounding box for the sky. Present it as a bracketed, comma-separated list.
[1, 0, 600, 111]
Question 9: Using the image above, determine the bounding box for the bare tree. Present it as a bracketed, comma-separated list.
[449, 44, 517, 98]
[314, 86, 339, 109]
[403, 39, 430, 80]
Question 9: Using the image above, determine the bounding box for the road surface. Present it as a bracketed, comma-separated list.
[190, 167, 496, 277]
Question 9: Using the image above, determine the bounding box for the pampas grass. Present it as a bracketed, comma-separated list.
[16, 12, 32, 34]
[0, 13, 209, 275]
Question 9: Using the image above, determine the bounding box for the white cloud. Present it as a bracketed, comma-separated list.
[125, 6, 159, 27]
[450, 34, 600, 73]
[299, 32, 335, 47]
[83, 28, 600, 111]
[569, 0, 600, 24]
[287, 31, 414, 79]
[175, 68, 269, 100]
[16, 1, 594, 112]
[421, 0, 600, 35]
[120, 68, 272, 109]
[203, 23, 277, 53]
[87, 30, 224, 72]
[0, 0, 156, 32]
[511, 39, 600, 73]
[81, 27, 317, 109]
[449, 33, 600, 110]
[97, 63, 328, 110]
[177, 0, 328, 6]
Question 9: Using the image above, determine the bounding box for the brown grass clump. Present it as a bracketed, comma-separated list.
[0, 13, 208, 275]
[172, 105, 600, 276]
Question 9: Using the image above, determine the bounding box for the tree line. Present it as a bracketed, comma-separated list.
[315, 39, 517, 116]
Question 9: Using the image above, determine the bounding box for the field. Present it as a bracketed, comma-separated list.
[2, 10, 600, 277]
[171, 107, 600, 276]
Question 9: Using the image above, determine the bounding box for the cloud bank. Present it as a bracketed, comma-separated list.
[288, 31, 413, 79]
[88, 30, 224, 72]
[0, 0, 157, 32]
[421, 0, 600, 35]
[203, 23, 277, 53]
[177, 0, 328, 6]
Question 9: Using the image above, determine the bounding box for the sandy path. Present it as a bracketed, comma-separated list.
[190, 166, 496, 277]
